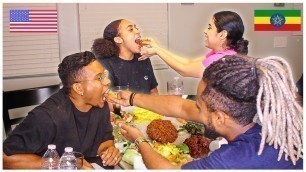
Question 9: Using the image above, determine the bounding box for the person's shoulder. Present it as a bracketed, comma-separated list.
[32, 90, 69, 117]
[39, 89, 66, 107]
[214, 132, 260, 158]
[97, 56, 116, 63]
[220, 49, 236, 55]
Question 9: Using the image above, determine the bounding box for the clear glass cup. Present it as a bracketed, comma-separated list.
[73, 151, 84, 170]
[167, 77, 184, 96]
[111, 86, 129, 116]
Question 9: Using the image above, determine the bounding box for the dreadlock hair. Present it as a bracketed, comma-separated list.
[58, 51, 96, 94]
[202, 54, 303, 165]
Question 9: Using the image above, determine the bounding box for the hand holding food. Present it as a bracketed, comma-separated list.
[106, 90, 132, 106]
[120, 123, 145, 143]
[142, 37, 159, 47]
[138, 37, 160, 61]
[104, 89, 117, 102]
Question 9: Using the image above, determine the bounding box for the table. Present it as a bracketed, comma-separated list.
[85, 157, 114, 169]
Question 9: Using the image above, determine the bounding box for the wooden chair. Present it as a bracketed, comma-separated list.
[3, 84, 60, 136]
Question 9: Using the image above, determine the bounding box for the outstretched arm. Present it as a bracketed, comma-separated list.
[112, 91, 202, 123]
[140, 38, 206, 78]
[133, 94, 201, 122]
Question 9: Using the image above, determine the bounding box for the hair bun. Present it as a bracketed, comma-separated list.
[235, 38, 249, 55]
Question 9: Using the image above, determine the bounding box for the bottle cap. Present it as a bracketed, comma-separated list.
[48, 144, 56, 149]
[174, 77, 179, 80]
[64, 147, 73, 152]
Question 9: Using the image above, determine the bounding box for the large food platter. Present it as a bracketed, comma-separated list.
[111, 106, 214, 169]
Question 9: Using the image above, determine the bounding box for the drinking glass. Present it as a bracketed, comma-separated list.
[167, 77, 184, 96]
[73, 151, 84, 170]
[111, 86, 129, 116]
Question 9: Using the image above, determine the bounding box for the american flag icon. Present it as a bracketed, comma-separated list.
[10, 9, 57, 33]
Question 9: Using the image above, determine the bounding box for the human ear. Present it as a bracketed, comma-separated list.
[219, 30, 228, 40]
[114, 36, 123, 44]
[215, 111, 227, 126]
[72, 83, 84, 96]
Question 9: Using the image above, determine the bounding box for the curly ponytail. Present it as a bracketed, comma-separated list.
[92, 38, 119, 58]
[91, 19, 123, 58]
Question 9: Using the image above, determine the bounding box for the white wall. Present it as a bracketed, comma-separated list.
[3, 3, 303, 94]
[57, 3, 81, 61]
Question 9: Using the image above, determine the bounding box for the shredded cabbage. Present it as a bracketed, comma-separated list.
[122, 149, 141, 165]
[132, 107, 163, 124]
[154, 143, 191, 164]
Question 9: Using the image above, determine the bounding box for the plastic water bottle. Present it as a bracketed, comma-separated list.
[167, 77, 184, 96]
[58, 147, 77, 170]
[41, 144, 60, 169]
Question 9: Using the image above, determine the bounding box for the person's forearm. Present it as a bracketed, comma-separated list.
[3, 153, 42, 169]
[157, 46, 191, 64]
[138, 142, 178, 169]
[97, 140, 114, 155]
[133, 94, 201, 122]
[155, 47, 204, 77]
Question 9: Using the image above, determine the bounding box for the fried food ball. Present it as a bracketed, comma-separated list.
[147, 119, 178, 143]
[184, 135, 211, 158]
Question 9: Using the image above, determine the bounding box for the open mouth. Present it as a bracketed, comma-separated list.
[135, 37, 142, 46]
[101, 88, 110, 102]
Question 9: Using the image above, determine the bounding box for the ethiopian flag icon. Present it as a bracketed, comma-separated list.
[254, 10, 301, 31]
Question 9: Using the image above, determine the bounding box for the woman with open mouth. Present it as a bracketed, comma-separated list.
[92, 19, 158, 95]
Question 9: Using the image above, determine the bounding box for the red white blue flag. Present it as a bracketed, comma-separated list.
[10, 10, 57, 33]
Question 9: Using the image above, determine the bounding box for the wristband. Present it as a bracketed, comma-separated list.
[129, 93, 135, 106]
[129, 93, 137, 106]
[134, 137, 152, 151]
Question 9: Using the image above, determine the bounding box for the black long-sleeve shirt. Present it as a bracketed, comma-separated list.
[3, 89, 114, 157]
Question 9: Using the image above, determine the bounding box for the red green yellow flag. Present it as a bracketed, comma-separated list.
[254, 10, 301, 31]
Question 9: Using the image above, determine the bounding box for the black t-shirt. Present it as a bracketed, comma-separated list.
[97, 54, 158, 94]
[3, 89, 114, 157]
[72, 104, 91, 146]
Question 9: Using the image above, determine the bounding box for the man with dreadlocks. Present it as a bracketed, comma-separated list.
[111, 54, 303, 169]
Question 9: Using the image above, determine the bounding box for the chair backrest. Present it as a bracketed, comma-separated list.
[3, 84, 61, 136]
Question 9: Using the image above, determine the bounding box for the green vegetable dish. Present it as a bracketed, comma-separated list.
[178, 121, 204, 136]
